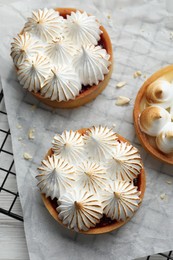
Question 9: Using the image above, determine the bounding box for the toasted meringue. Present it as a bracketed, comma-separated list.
[17, 54, 51, 93]
[83, 126, 118, 161]
[65, 11, 102, 46]
[156, 122, 173, 153]
[139, 105, 171, 136]
[101, 180, 141, 221]
[57, 189, 103, 231]
[106, 142, 142, 181]
[76, 161, 109, 194]
[11, 32, 42, 67]
[45, 36, 76, 65]
[73, 45, 110, 86]
[52, 130, 85, 163]
[24, 8, 64, 42]
[146, 79, 173, 109]
[36, 155, 75, 199]
[41, 65, 81, 101]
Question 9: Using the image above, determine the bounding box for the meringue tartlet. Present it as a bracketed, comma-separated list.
[11, 8, 113, 108]
[36, 126, 146, 234]
[134, 65, 173, 164]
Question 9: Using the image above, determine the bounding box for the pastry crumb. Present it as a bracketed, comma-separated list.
[143, 74, 147, 78]
[112, 123, 116, 128]
[115, 96, 130, 106]
[31, 104, 37, 110]
[107, 15, 111, 19]
[166, 180, 172, 185]
[18, 137, 22, 141]
[160, 193, 167, 200]
[28, 128, 35, 140]
[23, 152, 32, 160]
[133, 71, 142, 78]
[116, 81, 126, 88]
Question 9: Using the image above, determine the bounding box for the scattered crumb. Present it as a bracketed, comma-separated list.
[28, 128, 35, 140]
[23, 152, 32, 160]
[115, 96, 130, 106]
[160, 193, 167, 200]
[170, 32, 173, 40]
[133, 71, 142, 78]
[141, 29, 145, 33]
[112, 123, 116, 128]
[18, 137, 22, 141]
[107, 15, 111, 19]
[116, 81, 126, 88]
[143, 74, 147, 79]
[31, 104, 37, 110]
[166, 180, 172, 185]
[17, 124, 22, 129]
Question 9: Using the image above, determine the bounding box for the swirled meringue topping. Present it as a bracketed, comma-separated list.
[36, 155, 75, 199]
[156, 122, 173, 154]
[101, 180, 141, 221]
[106, 142, 142, 181]
[139, 105, 171, 136]
[45, 36, 77, 66]
[73, 45, 110, 86]
[83, 126, 118, 161]
[41, 65, 81, 101]
[146, 79, 173, 109]
[52, 130, 85, 163]
[11, 32, 42, 67]
[24, 8, 64, 42]
[76, 161, 109, 194]
[65, 11, 102, 46]
[57, 189, 103, 231]
[17, 54, 51, 93]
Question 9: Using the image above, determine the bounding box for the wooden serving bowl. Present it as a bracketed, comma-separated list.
[31, 7, 113, 109]
[133, 65, 173, 164]
[41, 128, 146, 234]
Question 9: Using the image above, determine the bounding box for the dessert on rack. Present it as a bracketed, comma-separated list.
[36, 126, 146, 234]
[11, 8, 113, 108]
[134, 65, 173, 164]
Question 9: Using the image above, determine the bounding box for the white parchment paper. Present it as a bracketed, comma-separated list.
[0, 0, 173, 259]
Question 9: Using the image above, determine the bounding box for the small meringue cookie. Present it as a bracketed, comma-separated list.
[24, 8, 64, 42]
[57, 188, 103, 231]
[83, 126, 118, 161]
[52, 130, 85, 163]
[139, 105, 171, 136]
[65, 11, 102, 46]
[75, 161, 110, 194]
[73, 44, 110, 86]
[17, 54, 51, 93]
[101, 180, 141, 221]
[156, 122, 173, 154]
[146, 79, 173, 109]
[11, 32, 42, 67]
[36, 155, 75, 199]
[41, 65, 81, 101]
[106, 142, 142, 181]
[45, 36, 77, 66]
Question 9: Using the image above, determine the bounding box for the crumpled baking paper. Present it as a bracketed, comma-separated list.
[0, 0, 173, 259]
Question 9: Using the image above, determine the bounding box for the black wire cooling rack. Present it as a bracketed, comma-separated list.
[0, 88, 172, 260]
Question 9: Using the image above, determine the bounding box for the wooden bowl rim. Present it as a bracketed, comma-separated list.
[40, 128, 146, 234]
[133, 64, 173, 165]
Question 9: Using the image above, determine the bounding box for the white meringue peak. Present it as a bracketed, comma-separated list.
[65, 11, 102, 46]
[107, 142, 142, 181]
[139, 105, 171, 136]
[57, 188, 103, 231]
[156, 122, 173, 154]
[73, 44, 110, 86]
[101, 180, 141, 221]
[41, 65, 81, 101]
[45, 36, 77, 66]
[76, 161, 109, 194]
[36, 155, 75, 199]
[146, 79, 173, 109]
[24, 8, 64, 42]
[17, 54, 51, 93]
[52, 130, 85, 163]
[83, 126, 118, 161]
[11, 32, 42, 67]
